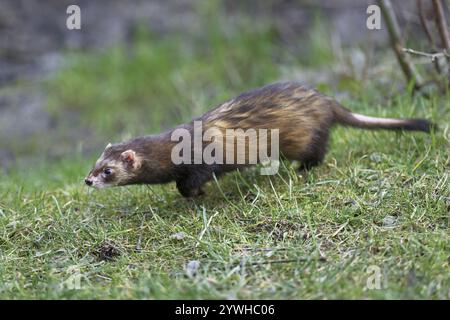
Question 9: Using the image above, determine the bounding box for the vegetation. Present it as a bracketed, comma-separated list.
[0, 8, 448, 299]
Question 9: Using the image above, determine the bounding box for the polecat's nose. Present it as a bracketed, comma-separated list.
[85, 178, 93, 186]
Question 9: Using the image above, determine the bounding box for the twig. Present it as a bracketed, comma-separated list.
[238, 247, 288, 252]
[247, 259, 303, 266]
[245, 255, 327, 267]
[378, 0, 424, 89]
[403, 48, 450, 61]
[418, 0, 437, 45]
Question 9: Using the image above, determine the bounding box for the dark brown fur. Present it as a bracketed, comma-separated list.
[85, 82, 432, 197]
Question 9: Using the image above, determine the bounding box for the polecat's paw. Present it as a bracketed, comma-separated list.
[188, 188, 205, 199]
[178, 187, 205, 198]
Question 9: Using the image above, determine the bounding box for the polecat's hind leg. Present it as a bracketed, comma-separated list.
[298, 156, 323, 172]
[297, 130, 328, 172]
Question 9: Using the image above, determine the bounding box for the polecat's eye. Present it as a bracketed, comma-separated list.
[103, 168, 112, 175]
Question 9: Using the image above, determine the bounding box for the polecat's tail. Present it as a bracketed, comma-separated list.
[332, 103, 433, 133]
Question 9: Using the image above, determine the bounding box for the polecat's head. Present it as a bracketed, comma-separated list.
[84, 143, 143, 188]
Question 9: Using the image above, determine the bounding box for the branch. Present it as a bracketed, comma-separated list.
[403, 48, 450, 61]
[432, 0, 450, 72]
[378, 0, 424, 89]
[417, 0, 437, 46]
[417, 0, 442, 74]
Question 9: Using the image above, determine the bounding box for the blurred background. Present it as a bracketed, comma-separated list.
[0, 0, 447, 171]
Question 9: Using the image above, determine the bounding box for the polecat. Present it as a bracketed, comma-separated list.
[85, 82, 432, 197]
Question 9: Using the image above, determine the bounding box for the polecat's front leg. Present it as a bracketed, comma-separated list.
[175, 169, 211, 198]
[176, 180, 204, 198]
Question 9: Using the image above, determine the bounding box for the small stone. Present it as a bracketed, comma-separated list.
[170, 232, 186, 240]
[370, 153, 383, 163]
[382, 215, 397, 228]
[185, 260, 200, 278]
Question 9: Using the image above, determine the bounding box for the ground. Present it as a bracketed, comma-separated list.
[0, 13, 449, 299]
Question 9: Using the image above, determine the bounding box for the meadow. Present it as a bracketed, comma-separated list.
[0, 12, 448, 299]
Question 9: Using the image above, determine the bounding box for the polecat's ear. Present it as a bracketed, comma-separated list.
[120, 149, 141, 169]
[106, 143, 112, 149]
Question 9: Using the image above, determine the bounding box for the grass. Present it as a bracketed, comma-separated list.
[1, 115, 448, 299]
[0, 7, 449, 299]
